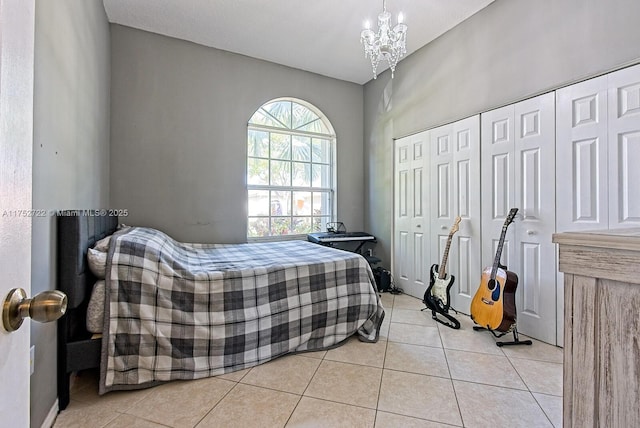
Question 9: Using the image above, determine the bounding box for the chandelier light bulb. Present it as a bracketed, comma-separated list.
[360, 0, 408, 79]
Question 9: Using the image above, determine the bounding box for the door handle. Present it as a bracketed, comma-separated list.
[2, 288, 67, 332]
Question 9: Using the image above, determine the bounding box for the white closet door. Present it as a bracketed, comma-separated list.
[394, 136, 413, 295]
[430, 122, 455, 286]
[409, 133, 428, 298]
[393, 132, 429, 298]
[430, 116, 480, 314]
[608, 64, 640, 228]
[481, 105, 517, 275]
[556, 75, 609, 232]
[513, 93, 557, 344]
[556, 74, 608, 346]
[482, 96, 557, 344]
[452, 116, 481, 314]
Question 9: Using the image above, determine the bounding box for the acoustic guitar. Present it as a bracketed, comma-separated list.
[470, 208, 519, 332]
[423, 216, 461, 329]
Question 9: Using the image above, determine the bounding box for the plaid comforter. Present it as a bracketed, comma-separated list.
[100, 227, 384, 393]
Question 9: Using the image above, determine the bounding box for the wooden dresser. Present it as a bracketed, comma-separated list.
[553, 229, 640, 427]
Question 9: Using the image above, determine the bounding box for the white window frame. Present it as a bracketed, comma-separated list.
[247, 98, 337, 241]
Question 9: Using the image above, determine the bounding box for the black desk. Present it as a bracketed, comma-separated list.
[307, 231, 375, 244]
[307, 232, 379, 264]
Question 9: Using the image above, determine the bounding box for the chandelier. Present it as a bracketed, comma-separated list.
[360, 0, 408, 79]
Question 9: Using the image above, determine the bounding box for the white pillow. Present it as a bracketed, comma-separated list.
[87, 247, 107, 279]
[86, 280, 105, 333]
[93, 235, 111, 252]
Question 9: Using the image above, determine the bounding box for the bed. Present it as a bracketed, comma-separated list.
[57, 211, 119, 410]
[57, 211, 384, 408]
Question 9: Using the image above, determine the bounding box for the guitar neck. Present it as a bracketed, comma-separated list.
[438, 233, 454, 279]
[491, 225, 510, 279]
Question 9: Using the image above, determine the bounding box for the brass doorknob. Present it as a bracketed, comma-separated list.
[2, 288, 67, 332]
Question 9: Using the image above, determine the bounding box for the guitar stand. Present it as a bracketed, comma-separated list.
[422, 307, 460, 329]
[473, 325, 532, 347]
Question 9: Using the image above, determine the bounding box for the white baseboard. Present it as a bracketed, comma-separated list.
[40, 399, 58, 428]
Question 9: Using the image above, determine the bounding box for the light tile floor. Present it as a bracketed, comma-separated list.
[53, 293, 563, 428]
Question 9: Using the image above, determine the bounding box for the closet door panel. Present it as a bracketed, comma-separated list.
[556, 75, 608, 346]
[431, 125, 454, 217]
[430, 123, 454, 279]
[410, 133, 429, 297]
[412, 151, 426, 289]
[556, 75, 609, 232]
[411, 167, 427, 291]
[431, 117, 480, 313]
[457, 236, 473, 299]
[413, 230, 426, 288]
[394, 132, 430, 299]
[608, 64, 640, 228]
[492, 154, 511, 216]
[514, 92, 557, 344]
[397, 230, 409, 288]
[481, 106, 516, 272]
[452, 116, 481, 313]
[437, 164, 451, 218]
[481, 96, 557, 344]
[394, 138, 413, 287]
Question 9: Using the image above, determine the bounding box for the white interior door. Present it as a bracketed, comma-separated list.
[0, 0, 35, 425]
[555, 64, 640, 344]
[481, 105, 516, 274]
[393, 137, 412, 294]
[608, 64, 640, 228]
[430, 122, 455, 284]
[482, 97, 559, 345]
[430, 117, 480, 314]
[556, 75, 609, 233]
[409, 133, 428, 299]
[393, 131, 429, 298]
[556, 74, 609, 346]
[513, 93, 557, 344]
[451, 116, 481, 314]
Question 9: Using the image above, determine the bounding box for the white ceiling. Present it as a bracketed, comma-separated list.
[103, 0, 495, 85]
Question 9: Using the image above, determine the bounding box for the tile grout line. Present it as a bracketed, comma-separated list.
[191, 377, 243, 427]
[381, 296, 465, 427]
[439, 318, 466, 427]
[281, 351, 326, 427]
[530, 392, 560, 428]
[503, 352, 561, 427]
[501, 355, 557, 428]
[373, 292, 393, 427]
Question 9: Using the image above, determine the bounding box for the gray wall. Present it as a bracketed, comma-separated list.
[109, 25, 364, 244]
[364, 0, 640, 267]
[31, 0, 110, 426]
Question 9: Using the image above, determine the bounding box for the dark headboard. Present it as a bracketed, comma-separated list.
[57, 210, 118, 410]
[57, 211, 118, 309]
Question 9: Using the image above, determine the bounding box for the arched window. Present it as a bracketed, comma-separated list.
[247, 98, 336, 239]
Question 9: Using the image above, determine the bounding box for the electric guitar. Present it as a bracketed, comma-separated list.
[470, 208, 519, 332]
[423, 216, 461, 329]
